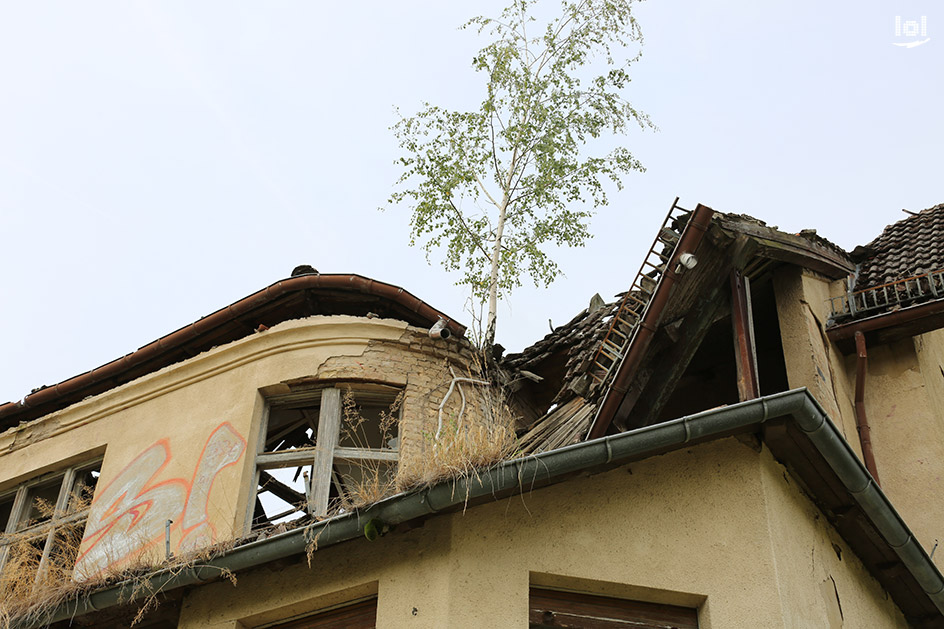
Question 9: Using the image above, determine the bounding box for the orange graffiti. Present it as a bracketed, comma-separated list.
[74, 422, 246, 579]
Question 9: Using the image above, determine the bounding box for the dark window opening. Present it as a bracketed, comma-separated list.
[656, 276, 788, 422]
[751, 279, 790, 397]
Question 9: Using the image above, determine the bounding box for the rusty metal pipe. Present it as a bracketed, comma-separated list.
[854, 331, 881, 485]
[588, 204, 715, 439]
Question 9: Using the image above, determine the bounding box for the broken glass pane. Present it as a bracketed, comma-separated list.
[20, 478, 63, 530]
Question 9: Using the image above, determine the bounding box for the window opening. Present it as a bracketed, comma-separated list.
[0, 459, 102, 590]
[250, 385, 401, 533]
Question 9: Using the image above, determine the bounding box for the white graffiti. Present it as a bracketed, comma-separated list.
[74, 423, 246, 579]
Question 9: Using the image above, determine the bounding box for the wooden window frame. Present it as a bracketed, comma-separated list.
[259, 596, 377, 629]
[529, 587, 698, 629]
[0, 458, 102, 584]
[247, 385, 400, 532]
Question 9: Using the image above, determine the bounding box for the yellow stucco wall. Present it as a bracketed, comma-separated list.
[176, 438, 907, 629]
[850, 331, 944, 556]
[774, 265, 944, 558]
[773, 267, 861, 455]
[0, 315, 473, 579]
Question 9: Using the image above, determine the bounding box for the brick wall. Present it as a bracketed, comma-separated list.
[312, 326, 488, 484]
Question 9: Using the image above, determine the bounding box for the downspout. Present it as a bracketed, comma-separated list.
[588, 204, 715, 439]
[854, 330, 881, 485]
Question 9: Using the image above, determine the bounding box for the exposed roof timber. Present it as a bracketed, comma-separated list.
[617, 284, 729, 431]
[827, 297, 944, 353]
[37, 390, 944, 628]
[588, 204, 715, 439]
[714, 214, 854, 279]
[0, 274, 465, 428]
[508, 208, 854, 441]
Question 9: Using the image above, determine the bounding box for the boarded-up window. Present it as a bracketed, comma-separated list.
[529, 588, 698, 629]
[265, 597, 377, 629]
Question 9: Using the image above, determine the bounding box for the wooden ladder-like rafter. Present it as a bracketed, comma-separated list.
[589, 198, 694, 390]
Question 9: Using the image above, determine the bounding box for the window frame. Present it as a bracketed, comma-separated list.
[247, 385, 400, 532]
[257, 596, 378, 629]
[529, 587, 699, 629]
[0, 458, 102, 584]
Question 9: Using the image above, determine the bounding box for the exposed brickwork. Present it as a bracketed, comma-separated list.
[313, 326, 483, 482]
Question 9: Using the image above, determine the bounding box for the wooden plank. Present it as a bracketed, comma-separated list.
[731, 269, 760, 401]
[257, 448, 319, 468]
[268, 597, 377, 628]
[333, 448, 398, 462]
[529, 589, 697, 629]
[310, 387, 341, 517]
[35, 468, 76, 583]
[620, 288, 728, 429]
[259, 471, 307, 508]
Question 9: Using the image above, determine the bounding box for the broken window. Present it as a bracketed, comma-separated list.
[249, 384, 401, 532]
[0, 459, 102, 590]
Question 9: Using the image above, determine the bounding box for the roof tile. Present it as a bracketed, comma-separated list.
[853, 203, 944, 290]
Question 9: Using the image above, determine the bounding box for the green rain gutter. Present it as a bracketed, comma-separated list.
[35, 388, 944, 627]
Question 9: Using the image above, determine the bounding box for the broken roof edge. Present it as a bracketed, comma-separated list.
[712, 211, 854, 279]
[34, 389, 943, 628]
[503, 205, 856, 392]
[0, 273, 466, 428]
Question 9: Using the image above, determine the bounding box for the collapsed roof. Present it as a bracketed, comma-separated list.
[506, 201, 851, 452]
[506, 201, 944, 454]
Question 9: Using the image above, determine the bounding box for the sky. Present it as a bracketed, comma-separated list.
[0, 1, 941, 405]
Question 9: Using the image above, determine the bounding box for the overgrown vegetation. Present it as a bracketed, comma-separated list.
[397, 361, 519, 492]
[0, 492, 236, 629]
[335, 388, 403, 511]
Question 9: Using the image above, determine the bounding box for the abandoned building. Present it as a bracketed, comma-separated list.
[1, 200, 944, 627]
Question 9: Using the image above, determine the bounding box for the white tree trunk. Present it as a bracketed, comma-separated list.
[485, 201, 508, 349]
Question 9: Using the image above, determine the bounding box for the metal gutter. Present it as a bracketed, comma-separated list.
[0, 274, 465, 425]
[32, 389, 944, 627]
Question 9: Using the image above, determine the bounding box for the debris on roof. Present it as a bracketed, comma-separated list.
[507, 206, 860, 453]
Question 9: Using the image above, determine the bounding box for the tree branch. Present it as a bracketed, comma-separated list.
[447, 199, 492, 260]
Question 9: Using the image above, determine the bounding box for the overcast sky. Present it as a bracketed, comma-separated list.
[0, 1, 940, 405]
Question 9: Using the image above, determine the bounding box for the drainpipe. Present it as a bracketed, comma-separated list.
[854, 331, 881, 486]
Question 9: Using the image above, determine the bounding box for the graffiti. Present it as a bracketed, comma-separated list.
[74, 422, 246, 579]
[179, 424, 247, 552]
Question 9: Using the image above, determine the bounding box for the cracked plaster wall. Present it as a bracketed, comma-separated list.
[773, 267, 860, 455]
[0, 315, 479, 574]
[176, 439, 907, 628]
[774, 265, 944, 556]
